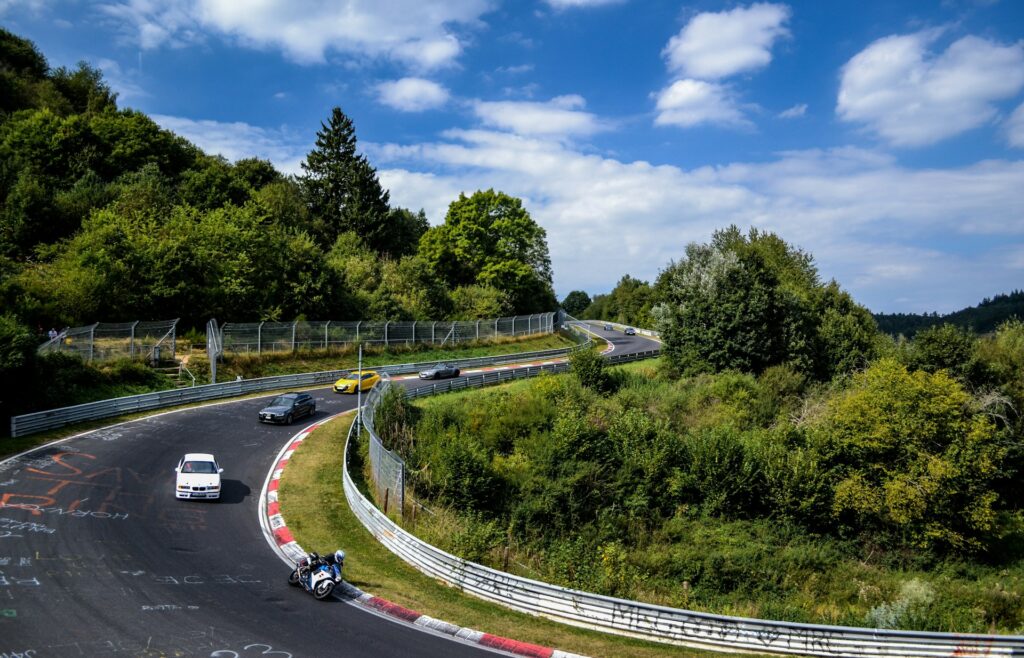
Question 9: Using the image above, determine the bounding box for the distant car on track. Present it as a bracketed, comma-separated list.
[624, 327, 636, 336]
[419, 363, 461, 380]
[174, 453, 223, 500]
[259, 392, 316, 424]
[603, 323, 613, 331]
[333, 370, 380, 394]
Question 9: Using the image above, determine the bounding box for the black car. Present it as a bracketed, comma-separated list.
[259, 392, 316, 424]
[418, 363, 461, 380]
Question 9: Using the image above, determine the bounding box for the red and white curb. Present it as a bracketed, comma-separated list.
[259, 415, 587, 658]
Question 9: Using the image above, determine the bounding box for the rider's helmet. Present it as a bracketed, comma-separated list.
[334, 549, 345, 566]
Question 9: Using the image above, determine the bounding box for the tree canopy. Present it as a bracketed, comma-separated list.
[654, 226, 878, 380]
[419, 190, 557, 314]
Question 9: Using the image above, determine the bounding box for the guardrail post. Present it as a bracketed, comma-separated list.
[324, 321, 330, 349]
[384, 321, 389, 347]
[257, 321, 264, 355]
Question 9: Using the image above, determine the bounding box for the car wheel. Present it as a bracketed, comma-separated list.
[313, 579, 335, 600]
[309, 405, 316, 417]
[454, 369, 460, 377]
[285, 412, 293, 425]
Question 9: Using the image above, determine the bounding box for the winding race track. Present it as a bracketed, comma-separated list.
[1, 325, 658, 657]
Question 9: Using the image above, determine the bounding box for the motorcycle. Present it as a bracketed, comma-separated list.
[288, 551, 342, 600]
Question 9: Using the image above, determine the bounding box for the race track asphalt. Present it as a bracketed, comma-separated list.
[1, 325, 658, 657]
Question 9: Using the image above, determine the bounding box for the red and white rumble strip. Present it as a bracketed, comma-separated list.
[260, 418, 588, 658]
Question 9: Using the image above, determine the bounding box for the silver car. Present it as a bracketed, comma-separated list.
[419, 363, 461, 380]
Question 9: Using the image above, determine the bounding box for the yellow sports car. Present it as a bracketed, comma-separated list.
[333, 370, 380, 394]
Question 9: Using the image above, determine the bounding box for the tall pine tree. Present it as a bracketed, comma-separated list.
[300, 107, 395, 254]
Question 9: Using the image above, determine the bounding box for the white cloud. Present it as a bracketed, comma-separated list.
[96, 58, 148, 102]
[654, 79, 749, 128]
[838, 31, 1024, 147]
[97, 0, 491, 70]
[154, 110, 1024, 314]
[367, 129, 1024, 313]
[376, 78, 450, 112]
[152, 114, 308, 174]
[778, 103, 807, 119]
[544, 0, 625, 8]
[663, 3, 790, 80]
[472, 95, 609, 138]
[1007, 102, 1024, 148]
[496, 64, 534, 75]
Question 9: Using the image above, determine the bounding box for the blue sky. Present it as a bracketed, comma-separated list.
[4, 0, 1024, 313]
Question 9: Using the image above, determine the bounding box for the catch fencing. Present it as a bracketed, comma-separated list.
[36, 319, 179, 362]
[346, 338, 1024, 657]
[362, 375, 405, 515]
[360, 322, 596, 518]
[217, 314, 556, 354]
[10, 328, 585, 437]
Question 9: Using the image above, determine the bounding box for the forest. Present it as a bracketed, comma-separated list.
[0, 28, 556, 429]
[378, 228, 1024, 633]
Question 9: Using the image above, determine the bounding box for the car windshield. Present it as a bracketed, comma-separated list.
[269, 395, 295, 406]
[182, 460, 217, 474]
[360, 373, 374, 380]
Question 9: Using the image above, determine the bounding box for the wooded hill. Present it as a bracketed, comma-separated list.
[0, 28, 557, 334]
[874, 290, 1024, 336]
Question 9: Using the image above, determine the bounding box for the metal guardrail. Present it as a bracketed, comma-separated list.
[346, 344, 1024, 656]
[9, 330, 589, 437]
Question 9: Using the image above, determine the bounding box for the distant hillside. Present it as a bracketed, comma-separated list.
[874, 290, 1024, 336]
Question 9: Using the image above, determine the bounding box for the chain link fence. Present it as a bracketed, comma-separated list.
[361, 374, 406, 515]
[36, 319, 179, 362]
[360, 322, 595, 520]
[217, 313, 555, 354]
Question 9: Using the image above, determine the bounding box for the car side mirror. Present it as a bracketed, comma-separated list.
[219, 468, 224, 474]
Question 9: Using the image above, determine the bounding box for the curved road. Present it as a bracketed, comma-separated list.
[1, 325, 658, 657]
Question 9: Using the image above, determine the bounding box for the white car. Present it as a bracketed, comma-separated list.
[174, 453, 223, 500]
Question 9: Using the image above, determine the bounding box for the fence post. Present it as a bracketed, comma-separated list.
[355, 320, 360, 343]
[170, 320, 177, 358]
[476, 320, 480, 341]
[129, 320, 139, 359]
[89, 322, 97, 362]
[384, 321, 389, 347]
[292, 321, 297, 352]
[257, 321, 264, 355]
[431, 321, 436, 343]
[411, 321, 416, 344]
[324, 321, 330, 349]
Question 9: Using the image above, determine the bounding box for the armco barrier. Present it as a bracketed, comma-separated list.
[9, 328, 593, 437]
[347, 352, 1024, 656]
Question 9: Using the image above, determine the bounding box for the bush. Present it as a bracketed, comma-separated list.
[569, 346, 610, 392]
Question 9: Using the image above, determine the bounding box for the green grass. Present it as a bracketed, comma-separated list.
[397, 365, 1024, 635]
[277, 412, 743, 658]
[191, 332, 577, 382]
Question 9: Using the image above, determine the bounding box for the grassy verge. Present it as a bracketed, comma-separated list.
[277, 412, 736, 658]
[193, 333, 576, 382]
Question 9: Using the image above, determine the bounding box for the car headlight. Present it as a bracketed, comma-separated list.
[177, 485, 188, 490]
